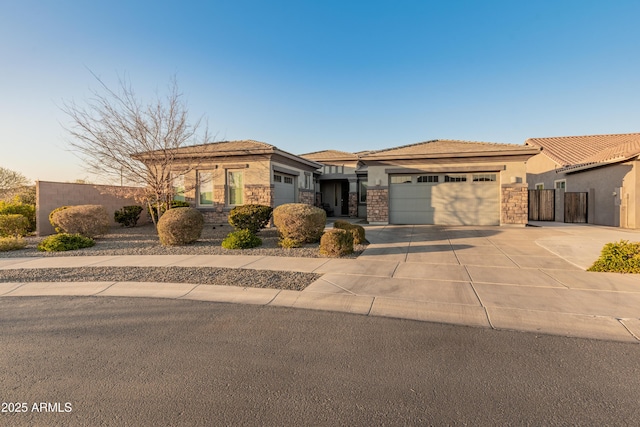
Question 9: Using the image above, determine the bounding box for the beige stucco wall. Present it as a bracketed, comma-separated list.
[36, 181, 146, 236]
[526, 153, 635, 228]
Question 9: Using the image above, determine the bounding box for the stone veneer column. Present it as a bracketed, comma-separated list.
[298, 189, 315, 206]
[366, 187, 389, 224]
[244, 185, 274, 207]
[501, 184, 528, 225]
[348, 192, 358, 217]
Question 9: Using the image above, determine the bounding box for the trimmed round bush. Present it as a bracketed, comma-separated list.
[273, 203, 326, 247]
[222, 229, 262, 249]
[319, 229, 354, 257]
[333, 220, 366, 245]
[115, 205, 143, 227]
[0, 237, 27, 252]
[228, 204, 273, 234]
[37, 233, 95, 252]
[157, 207, 204, 246]
[0, 214, 30, 238]
[147, 200, 191, 221]
[0, 201, 36, 232]
[50, 205, 110, 238]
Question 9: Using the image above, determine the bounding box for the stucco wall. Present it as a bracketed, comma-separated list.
[36, 181, 146, 236]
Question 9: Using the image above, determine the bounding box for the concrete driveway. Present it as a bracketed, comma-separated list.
[307, 223, 640, 342]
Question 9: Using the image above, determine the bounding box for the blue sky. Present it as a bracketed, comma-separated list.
[1, 0, 639, 183]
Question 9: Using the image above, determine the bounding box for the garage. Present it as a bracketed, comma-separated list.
[389, 173, 500, 225]
[273, 172, 296, 207]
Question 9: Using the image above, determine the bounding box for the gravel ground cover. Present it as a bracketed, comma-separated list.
[0, 266, 319, 291]
[0, 223, 367, 258]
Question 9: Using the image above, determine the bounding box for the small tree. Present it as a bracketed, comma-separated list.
[0, 167, 30, 200]
[62, 72, 211, 226]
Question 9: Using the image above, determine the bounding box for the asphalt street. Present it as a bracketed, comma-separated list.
[1, 297, 639, 426]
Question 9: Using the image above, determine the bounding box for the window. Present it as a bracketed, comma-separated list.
[304, 174, 311, 189]
[284, 176, 293, 184]
[227, 171, 243, 205]
[273, 174, 282, 183]
[535, 183, 544, 190]
[390, 175, 412, 184]
[197, 171, 213, 206]
[417, 175, 439, 183]
[444, 174, 467, 182]
[359, 181, 368, 203]
[172, 173, 185, 201]
[472, 173, 496, 182]
[555, 180, 566, 190]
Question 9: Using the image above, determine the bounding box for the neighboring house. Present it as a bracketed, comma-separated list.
[526, 133, 640, 228]
[146, 138, 538, 226]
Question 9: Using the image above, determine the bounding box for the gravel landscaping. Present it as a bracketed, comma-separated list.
[0, 266, 319, 291]
[0, 223, 367, 258]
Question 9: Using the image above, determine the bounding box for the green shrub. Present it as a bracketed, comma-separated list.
[50, 205, 110, 238]
[588, 240, 640, 273]
[228, 204, 273, 234]
[0, 201, 36, 232]
[319, 229, 354, 257]
[114, 205, 143, 227]
[333, 220, 366, 245]
[37, 233, 95, 252]
[0, 214, 30, 238]
[278, 237, 302, 249]
[157, 207, 204, 246]
[0, 237, 27, 252]
[273, 203, 326, 246]
[221, 229, 262, 249]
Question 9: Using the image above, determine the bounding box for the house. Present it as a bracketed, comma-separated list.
[302, 140, 538, 226]
[155, 138, 538, 226]
[526, 132, 640, 228]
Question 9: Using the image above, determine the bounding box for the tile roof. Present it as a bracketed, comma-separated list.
[525, 133, 640, 168]
[299, 149, 359, 161]
[361, 139, 536, 159]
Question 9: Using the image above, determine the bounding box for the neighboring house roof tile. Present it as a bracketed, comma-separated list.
[525, 133, 640, 168]
[300, 150, 359, 161]
[361, 139, 537, 160]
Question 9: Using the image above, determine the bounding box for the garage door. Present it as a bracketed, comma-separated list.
[273, 173, 296, 207]
[389, 173, 500, 225]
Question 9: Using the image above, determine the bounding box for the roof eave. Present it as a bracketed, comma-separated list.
[361, 148, 539, 161]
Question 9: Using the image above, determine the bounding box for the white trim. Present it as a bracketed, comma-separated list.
[534, 183, 544, 190]
[554, 179, 567, 190]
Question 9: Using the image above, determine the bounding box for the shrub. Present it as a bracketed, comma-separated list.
[0, 201, 36, 232]
[114, 205, 143, 227]
[319, 229, 354, 257]
[221, 229, 262, 249]
[0, 214, 30, 238]
[157, 207, 204, 246]
[0, 237, 27, 252]
[37, 233, 95, 252]
[273, 203, 326, 246]
[147, 200, 191, 220]
[333, 220, 366, 245]
[588, 240, 640, 273]
[228, 204, 273, 234]
[50, 205, 110, 238]
[278, 237, 302, 249]
[49, 206, 71, 232]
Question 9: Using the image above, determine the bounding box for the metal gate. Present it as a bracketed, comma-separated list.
[564, 192, 588, 223]
[528, 189, 555, 221]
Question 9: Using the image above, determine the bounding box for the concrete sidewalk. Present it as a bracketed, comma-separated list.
[1, 223, 639, 343]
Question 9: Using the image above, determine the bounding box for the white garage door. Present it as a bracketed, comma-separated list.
[273, 173, 296, 207]
[389, 173, 500, 225]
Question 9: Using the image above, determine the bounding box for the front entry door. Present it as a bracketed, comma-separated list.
[341, 181, 349, 215]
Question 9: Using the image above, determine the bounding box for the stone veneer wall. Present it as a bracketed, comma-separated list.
[367, 187, 389, 223]
[245, 184, 273, 206]
[348, 192, 358, 217]
[501, 184, 528, 225]
[299, 189, 315, 206]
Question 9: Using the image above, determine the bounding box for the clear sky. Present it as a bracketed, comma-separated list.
[1, 0, 639, 183]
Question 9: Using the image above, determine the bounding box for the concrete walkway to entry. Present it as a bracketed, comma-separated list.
[1, 223, 639, 343]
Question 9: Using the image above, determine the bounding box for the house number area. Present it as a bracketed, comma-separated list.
[1, 401, 73, 413]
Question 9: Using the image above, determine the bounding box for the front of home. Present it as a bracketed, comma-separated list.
[526, 133, 640, 228]
[161, 139, 538, 227]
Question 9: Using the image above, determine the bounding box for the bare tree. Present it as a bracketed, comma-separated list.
[62, 73, 210, 225]
[0, 167, 30, 200]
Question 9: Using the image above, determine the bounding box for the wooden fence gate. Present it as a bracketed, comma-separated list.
[528, 189, 555, 221]
[564, 192, 588, 223]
